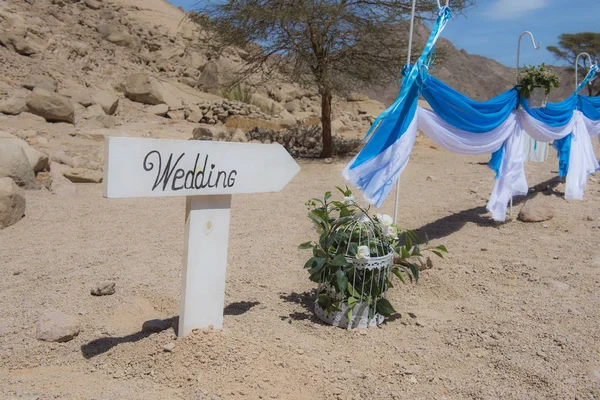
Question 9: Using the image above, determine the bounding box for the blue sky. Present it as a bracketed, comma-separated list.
[169, 0, 600, 68]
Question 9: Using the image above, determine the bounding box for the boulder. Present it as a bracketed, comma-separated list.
[186, 109, 203, 123]
[49, 163, 77, 196]
[0, 30, 40, 56]
[63, 168, 103, 183]
[167, 110, 185, 120]
[179, 77, 199, 88]
[0, 143, 36, 188]
[80, 114, 115, 129]
[230, 129, 247, 143]
[192, 125, 225, 141]
[106, 32, 139, 47]
[198, 61, 220, 90]
[96, 23, 120, 38]
[518, 196, 554, 222]
[0, 177, 26, 229]
[23, 75, 57, 92]
[25, 90, 74, 124]
[123, 73, 165, 105]
[0, 132, 49, 173]
[0, 97, 27, 115]
[35, 310, 81, 343]
[91, 281, 116, 296]
[84, 0, 102, 10]
[148, 104, 169, 117]
[90, 91, 119, 115]
[185, 52, 208, 71]
[58, 88, 93, 107]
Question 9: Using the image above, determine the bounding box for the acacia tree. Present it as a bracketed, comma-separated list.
[192, 0, 471, 158]
[547, 32, 600, 96]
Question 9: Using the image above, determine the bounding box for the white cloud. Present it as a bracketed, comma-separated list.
[487, 0, 549, 20]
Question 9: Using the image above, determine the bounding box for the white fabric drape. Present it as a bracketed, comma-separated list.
[523, 137, 549, 163]
[519, 110, 598, 200]
[417, 107, 527, 221]
[486, 120, 528, 221]
[566, 112, 600, 199]
[417, 107, 514, 153]
[583, 115, 600, 137]
[342, 115, 418, 207]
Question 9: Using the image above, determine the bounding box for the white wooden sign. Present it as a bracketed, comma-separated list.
[102, 136, 300, 336]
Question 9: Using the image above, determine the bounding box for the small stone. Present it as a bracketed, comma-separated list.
[13, 270, 21, 276]
[518, 196, 554, 222]
[91, 281, 115, 296]
[545, 280, 569, 292]
[163, 342, 175, 352]
[63, 168, 102, 183]
[409, 376, 418, 383]
[426, 175, 435, 181]
[36, 310, 80, 342]
[415, 321, 425, 327]
[142, 319, 170, 333]
[323, 158, 333, 164]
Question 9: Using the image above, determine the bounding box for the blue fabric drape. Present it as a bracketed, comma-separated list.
[579, 96, 600, 121]
[521, 95, 578, 127]
[552, 134, 572, 177]
[350, 7, 452, 170]
[418, 74, 519, 133]
[488, 145, 504, 178]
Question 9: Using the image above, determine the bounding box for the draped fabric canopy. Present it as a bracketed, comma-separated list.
[343, 6, 600, 222]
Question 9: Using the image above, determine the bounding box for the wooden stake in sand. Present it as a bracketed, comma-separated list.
[102, 137, 300, 337]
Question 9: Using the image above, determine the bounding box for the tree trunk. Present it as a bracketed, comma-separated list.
[320, 90, 333, 158]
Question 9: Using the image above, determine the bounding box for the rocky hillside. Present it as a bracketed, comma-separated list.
[369, 20, 579, 106]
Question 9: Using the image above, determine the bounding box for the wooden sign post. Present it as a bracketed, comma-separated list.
[102, 137, 300, 337]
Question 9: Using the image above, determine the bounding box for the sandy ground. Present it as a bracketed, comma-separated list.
[1, 137, 600, 400]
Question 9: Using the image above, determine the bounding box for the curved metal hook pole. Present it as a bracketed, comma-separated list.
[511, 31, 540, 217]
[516, 31, 541, 84]
[436, 0, 450, 8]
[575, 52, 592, 90]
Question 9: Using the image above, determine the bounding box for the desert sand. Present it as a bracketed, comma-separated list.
[1, 135, 600, 400]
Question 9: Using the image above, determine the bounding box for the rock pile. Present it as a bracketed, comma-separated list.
[192, 123, 362, 158]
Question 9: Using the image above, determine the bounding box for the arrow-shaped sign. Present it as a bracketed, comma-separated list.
[102, 135, 301, 336]
[103, 136, 300, 198]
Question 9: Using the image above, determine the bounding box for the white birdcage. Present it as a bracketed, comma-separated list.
[314, 212, 395, 329]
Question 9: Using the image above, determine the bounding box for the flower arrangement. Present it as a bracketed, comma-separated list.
[298, 186, 447, 326]
[517, 63, 560, 99]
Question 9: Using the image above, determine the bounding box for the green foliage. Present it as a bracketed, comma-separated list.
[547, 32, 600, 96]
[517, 63, 560, 99]
[298, 187, 448, 320]
[220, 84, 254, 104]
[191, 0, 474, 157]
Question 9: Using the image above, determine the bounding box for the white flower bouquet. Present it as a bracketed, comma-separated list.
[299, 187, 447, 323]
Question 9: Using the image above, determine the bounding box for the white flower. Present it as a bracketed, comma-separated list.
[343, 195, 355, 204]
[384, 225, 398, 240]
[356, 245, 371, 259]
[376, 213, 393, 227]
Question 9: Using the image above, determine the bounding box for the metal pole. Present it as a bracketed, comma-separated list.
[393, 0, 418, 224]
[511, 31, 541, 218]
[575, 52, 592, 90]
[516, 31, 541, 83]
